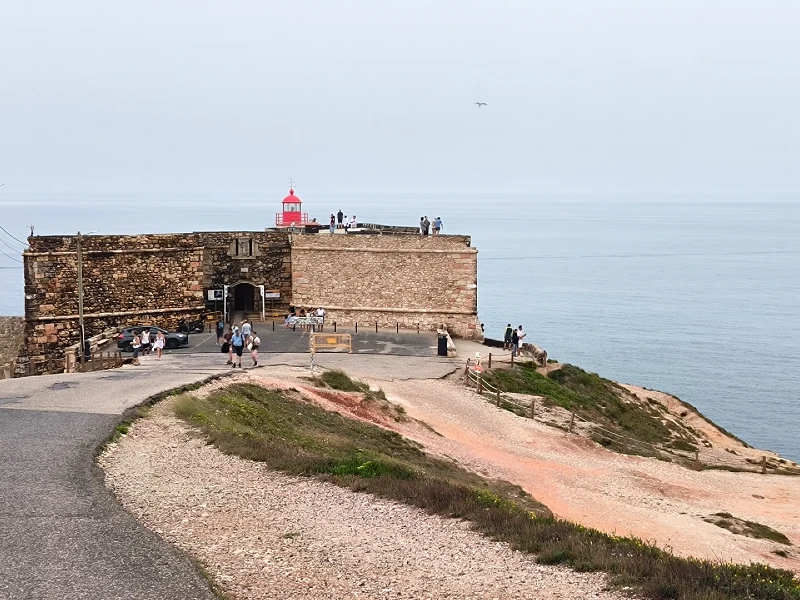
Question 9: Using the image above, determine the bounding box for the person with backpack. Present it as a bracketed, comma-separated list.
[503, 323, 513, 350]
[216, 318, 225, 345]
[230, 326, 245, 368]
[249, 330, 260, 367]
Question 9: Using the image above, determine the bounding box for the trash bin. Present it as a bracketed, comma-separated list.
[437, 334, 448, 357]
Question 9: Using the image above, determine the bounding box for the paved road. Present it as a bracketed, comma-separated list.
[149, 321, 440, 359]
[0, 333, 457, 599]
[0, 355, 230, 600]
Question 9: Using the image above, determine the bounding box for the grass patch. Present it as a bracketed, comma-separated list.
[482, 363, 673, 457]
[705, 513, 793, 545]
[307, 369, 404, 419]
[174, 383, 800, 600]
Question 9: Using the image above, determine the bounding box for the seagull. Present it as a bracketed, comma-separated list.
[475, 102, 487, 107]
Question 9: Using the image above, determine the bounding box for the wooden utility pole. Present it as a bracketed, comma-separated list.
[77, 232, 85, 367]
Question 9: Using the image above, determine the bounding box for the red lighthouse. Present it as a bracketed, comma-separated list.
[275, 185, 309, 227]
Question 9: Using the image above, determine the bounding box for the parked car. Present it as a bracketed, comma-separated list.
[117, 326, 189, 352]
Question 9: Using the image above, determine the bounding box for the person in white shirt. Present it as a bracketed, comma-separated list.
[316, 307, 325, 331]
[249, 331, 260, 367]
[141, 328, 151, 355]
[349, 216, 357, 229]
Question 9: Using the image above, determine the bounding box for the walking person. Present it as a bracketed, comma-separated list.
[330, 213, 336, 234]
[131, 332, 142, 366]
[216, 318, 225, 345]
[230, 326, 245, 368]
[141, 328, 152, 355]
[154, 330, 165, 359]
[316, 306, 325, 332]
[503, 323, 513, 350]
[242, 318, 252, 339]
[223, 326, 233, 365]
[337, 209, 344, 229]
[249, 330, 260, 367]
[433, 216, 443, 235]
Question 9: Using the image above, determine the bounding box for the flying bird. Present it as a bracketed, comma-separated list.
[475, 102, 487, 107]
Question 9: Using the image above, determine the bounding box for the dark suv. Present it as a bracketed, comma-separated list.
[117, 326, 189, 352]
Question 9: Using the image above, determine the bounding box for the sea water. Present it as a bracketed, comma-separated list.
[1, 192, 797, 461]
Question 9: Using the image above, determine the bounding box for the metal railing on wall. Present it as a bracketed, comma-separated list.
[462, 358, 795, 475]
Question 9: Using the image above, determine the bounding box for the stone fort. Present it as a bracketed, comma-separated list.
[21, 217, 481, 367]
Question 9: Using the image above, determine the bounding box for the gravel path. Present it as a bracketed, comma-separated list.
[100, 400, 631, 600]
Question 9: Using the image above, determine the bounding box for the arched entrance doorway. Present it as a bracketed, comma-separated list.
[233, 283, 256, 312]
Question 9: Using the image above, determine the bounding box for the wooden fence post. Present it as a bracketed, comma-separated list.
[47, 356, 54, 374]
[464, 358, 470, 376]
[569, 412, 575, 433]
[496, 388, 501, 407]
[694, 450, 699, 462]
[477, 375, 482, 393]
[488, 353, 492, 369]
[761, 456, 767, 474]
[529, 399, 535, 419]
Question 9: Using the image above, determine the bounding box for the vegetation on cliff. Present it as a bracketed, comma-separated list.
[174, 381, 800, 600]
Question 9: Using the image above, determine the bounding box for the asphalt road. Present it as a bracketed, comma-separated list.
[0, 338, 453, 599]
[0, 355, 230, 600]
[151, 321, 440, 358]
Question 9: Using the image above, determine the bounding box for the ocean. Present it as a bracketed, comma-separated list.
[1, 192, 798, 461]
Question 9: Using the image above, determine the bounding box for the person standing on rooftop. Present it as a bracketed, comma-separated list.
[337, 209, 344, 229]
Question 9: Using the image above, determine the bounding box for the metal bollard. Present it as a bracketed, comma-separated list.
[355, 322, 358, 333]
[334, 321, 337, 332]
[375, 321, 378, 333]
[396, 322, 399, 333]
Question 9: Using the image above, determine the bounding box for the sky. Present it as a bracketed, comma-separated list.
[1, 0, 799, 194]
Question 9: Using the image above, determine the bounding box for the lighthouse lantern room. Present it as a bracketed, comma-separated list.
[275, 183, 309, 227]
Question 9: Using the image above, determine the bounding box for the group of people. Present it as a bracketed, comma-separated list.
[330, 210, 357, 233]
[503, 324, 527, 357]
[131, 328, 166, 365]
[284, 306, 326, 331]
[419, 216, 443, 236]
[217, 318, 261, 368]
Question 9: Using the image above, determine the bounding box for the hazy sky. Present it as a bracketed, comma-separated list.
[1, 0, 799, 194]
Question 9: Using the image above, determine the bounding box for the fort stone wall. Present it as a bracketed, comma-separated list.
[290, 233, 482, 339]
[22, 234, 207, 368]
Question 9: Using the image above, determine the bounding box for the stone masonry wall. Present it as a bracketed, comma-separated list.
[291, 233, 482, 339]
[22, 234, 206, 367]
[199, 232, 291, 311]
